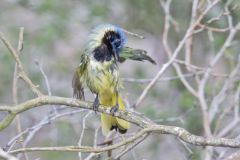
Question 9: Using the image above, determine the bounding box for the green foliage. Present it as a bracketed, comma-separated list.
[184, 108, 203, 134]
[35, 27, 56, 47]
[89, 3, 108, 19]
[170, 78, 186, 91]
[189, 148, 201, 160]
[55, 122, 77, 145]
[141, 105, 156, 118]
[81, 0, 110, 23]
[18, 0, 29, 7]
[124, 0, 164, 34]
[213, 33, 227, 51]
[224, 0, 240, 24]
[41, 151, 78, 160]
[149, 87, 159, 98]
[134, 66, 146, 79]
[37, 0, 70, 17]
[0, 49, 14, 98]
[171, 1, 192, 33]
[40, 121, 78, 159]
[179, 91, 195, 110]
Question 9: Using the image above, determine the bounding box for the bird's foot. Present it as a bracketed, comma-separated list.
[110, 104, 119, 115]
[93, 97, 99, 113]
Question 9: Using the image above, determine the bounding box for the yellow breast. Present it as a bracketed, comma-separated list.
[86, 60, 119, 95]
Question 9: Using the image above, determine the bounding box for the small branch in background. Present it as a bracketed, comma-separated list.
[224, 150, 240, 160]
[113, 133, 149, 160]
[35, 60, 52, 96]
[177, 138, 194, 159]
[35, 59, 58, 113]
[216, 82, 240, 137]
[197, 23, 230, 32]
[184, 0, 199, 71]
[12, 27, 29, 160]
[106, 139, 113, 159]
[5, 109, 86, 152]
[84, 126, 101, 160]
[0, 31, 43, 97]
[153, 105, 194, 124]
[197, 3, 240, 159]
[12, 27, 24, 106]
[78, 111, 92, 160]
[209, 59, 240, 123]
[160, 0, 198, 98]
[197, 21, 240, 138]
[94, 126, 100, 147]
[0, 148, 18, 160]
[122, 73, 198, 84]
[133, 0, 219, 108]
[12, 28, 23, 135]
[120, 28, 145, 39]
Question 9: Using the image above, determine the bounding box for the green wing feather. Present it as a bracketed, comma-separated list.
[72, 54, 89, 100]
[119, 47, 156, 64]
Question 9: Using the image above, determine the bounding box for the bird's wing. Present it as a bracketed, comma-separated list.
[119, 46, 156, 64]
[72, 54, 89, 100]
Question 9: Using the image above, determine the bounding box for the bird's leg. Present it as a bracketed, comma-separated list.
[110, 91, 119, 114]
[93, 94, 99, 112]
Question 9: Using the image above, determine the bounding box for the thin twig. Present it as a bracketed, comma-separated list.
[120, 28, 144, 39]
[0, 31, 43, 96]
[78, 111, 92, 160]
[160, 0, 198, 98]
[133, 0, 219, 107]
[35, 59, 58, 113]
[197, 22, 240, 137]
[209, 60, 240, 122]
[185, 0, 199, 70]
[113, 134, 149, 159]
[12, 27, 29, 160]
[84, 126, 101, 160]
[6, 109, 86, 151]
[198, 23, 230, 32]
[217, 83, 240, 137]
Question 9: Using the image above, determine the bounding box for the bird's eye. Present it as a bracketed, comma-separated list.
[114, 39, 121, 48]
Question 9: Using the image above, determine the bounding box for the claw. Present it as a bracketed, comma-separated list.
[93, 94, 99, 113]
[110, 103, 119, 114]
[110, 91, 119, 114]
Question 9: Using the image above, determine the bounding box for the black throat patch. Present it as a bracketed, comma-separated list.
[93, 44, 112, 62]
[93, 31, 120, 62]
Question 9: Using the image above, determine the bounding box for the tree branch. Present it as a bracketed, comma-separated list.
[0, 148, 18, 160]
[0, 96, 240, 153]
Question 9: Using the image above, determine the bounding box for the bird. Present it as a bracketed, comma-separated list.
[72, 24, 155, 136]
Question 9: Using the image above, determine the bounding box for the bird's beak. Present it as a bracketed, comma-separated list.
[111, 42, 119, 62]
[113, 49, 119, 61]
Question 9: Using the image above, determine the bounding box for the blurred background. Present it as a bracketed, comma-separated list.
[0, 0, 240, 160]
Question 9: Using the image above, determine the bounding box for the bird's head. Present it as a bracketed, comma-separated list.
[86, 24, 126, 62]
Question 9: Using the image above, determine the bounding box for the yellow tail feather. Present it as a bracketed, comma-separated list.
[100, 93, 130, 136]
